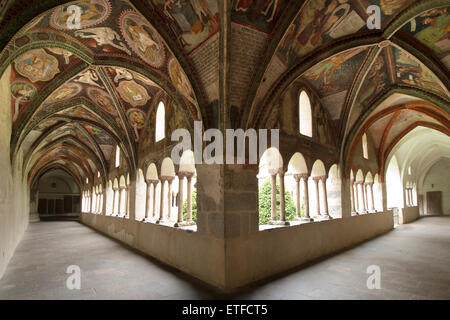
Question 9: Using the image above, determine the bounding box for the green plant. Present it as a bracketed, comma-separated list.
[258, 178, 299, 225]
[182, 188, 197, 223]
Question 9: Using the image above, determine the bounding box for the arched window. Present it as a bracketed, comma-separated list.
[155, 101, 165, 142]
[408, 166, 412, 175]
[299, 91, 312, 137]
[115, 145, 121, 168]
[362, 133, 369, 159]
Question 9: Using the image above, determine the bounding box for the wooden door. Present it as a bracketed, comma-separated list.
[426, 191, 442, 215]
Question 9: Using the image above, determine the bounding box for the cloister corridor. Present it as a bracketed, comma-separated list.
[1, 216, 449, 300]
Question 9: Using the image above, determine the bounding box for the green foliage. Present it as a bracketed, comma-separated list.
[258, 178, 301, 225]
[182, 188, 197, 223]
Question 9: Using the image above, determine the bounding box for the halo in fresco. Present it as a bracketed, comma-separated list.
[50, 0, 112, 30]
[11, 81, 36, 101]
[46, 83, 82, 104]
[167, 57, 195, 104]
[117, 80, 150, 107]
[120, 10, 165, 68]
[14, 49, 60, 83]
[127, 108, 146, 129]
[87, 87, 118, 115]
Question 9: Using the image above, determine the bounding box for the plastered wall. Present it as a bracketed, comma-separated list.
[0, 66, 30, 278]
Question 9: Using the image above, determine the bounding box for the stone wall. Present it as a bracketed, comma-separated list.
[400, 206, 420, 224]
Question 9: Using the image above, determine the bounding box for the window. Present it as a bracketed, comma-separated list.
[362, 133, 369, 159]
[155, 101, 165, 142]
[97, 171, 100, 178]
[115, 146, 121, 168]
[86, 178, 89, 184]
[408, 166, 412, 175]
[299, 91, 312, 137]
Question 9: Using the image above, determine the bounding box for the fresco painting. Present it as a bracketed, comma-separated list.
[302, 48, 366, 97]
[231, 0, 288, 32]
[14, 49, 60, 83]
[84, 124, 114, 145]
[168, 57, 196, 105]
[357, 49, 390, 106]
[117, 80, 151, 107]
[394, 47, 447, 97]
[50, 0, 112, 30]
[120, 10, 166, 68]
[45, 83, 83, 104]
[277, 0, 367, 67]
[151, 0, 219, 52]
[11, 81, 36, 122]
[402, 7, 449, 60]
[87, 87, 118, 115]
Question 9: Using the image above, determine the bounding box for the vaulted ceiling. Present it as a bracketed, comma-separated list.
[0, 0, 448, 187]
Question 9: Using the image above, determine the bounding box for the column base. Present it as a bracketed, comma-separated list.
[351, 211, 359, 216]
[293, 216, 314, 223]
[269, 220, 290, 226]
[174, 221, 196, 227]
[319, 215, 332, 220]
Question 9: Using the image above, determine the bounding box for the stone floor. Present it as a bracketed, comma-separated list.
[0, 216, 449, 300]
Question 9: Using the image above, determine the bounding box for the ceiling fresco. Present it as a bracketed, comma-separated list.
[0, 0, 448, 186]
[401, 7, 450, 68]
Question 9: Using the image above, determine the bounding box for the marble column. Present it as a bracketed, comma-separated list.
[124, 187, 129, 218]
[279, 172, 286, 222]
[270, 174, 277, 222]
[152, 181, 157, 219]
[186, 175, 193, 224]
[144, 180, 151, 220]
[354, 182, 360, 214]
[166, 178, 173, 221]
[360, 183, 367, 213]
[301, 175, 312, 222]
[369, 183, 375, 212]
[313, 177, 321, 218]
[294, 175, 301, 220]
[350, 179, 356, 214]
[320, 176, 330, 219]
[158, 179, 165, 222]
[176, 174, 184, 226]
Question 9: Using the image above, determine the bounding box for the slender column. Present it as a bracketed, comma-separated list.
[279, 172, 286, 222]
[360, 183, 367, 213]
[350, 179, 356, 213]
[354, 183, 360, 213]
[407, 188, 411, 206]
[152, 181, 157, 219]
[313, 177, 321, 218]
[186, 175, 193, 223]
[158, 179, 166, 221]
[301, 175, 311, 221]
[370, 183, 375, 212]
[96, 191, 100, 213]
[177, 174, 184, 224]
[294, 175, 301, 219]
[270, 174, 277, 221]
[145, 180, 151, 220]
[91, 190, 95, 214]
[118, 188, 124, 216]
[320, 176, 330, 219]
[112, 188, 117, 215]
[166, 178, 173, 220]
[124, 187, 129, 218]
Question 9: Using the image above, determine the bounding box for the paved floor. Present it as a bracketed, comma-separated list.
[0, 217, 449, 300]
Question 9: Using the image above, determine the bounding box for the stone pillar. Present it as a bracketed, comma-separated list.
[313, 177, 321, 218]
[124, 187, 129, 218]
[350, 179, 356, 214]
[354, 182, 360, 214]
[279, 172, 286, 222]
[407, 188, 411, 207]
[369, 183, 375, 212]
[320, 176, 331, 219]
[118, 187, 124, 216]
[186, 175, 193, 223]
[158, 179, 166, 222]
[294, 175, 301, 220]
[176, 174, 184, 226]
[91, 189, 95, 214]
[152, 181, 157, 219]
[112, 188, 117, 216]
[166, 177, 174, 220]
[144, 180, 152, 220]
[360, 183, 367, 213]
[301, 175, 312, 222]
[270, 173, 277, 222]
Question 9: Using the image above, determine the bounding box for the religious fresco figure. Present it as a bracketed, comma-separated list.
[14, 49, 60, 83]
[50, 0, 111, 30]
